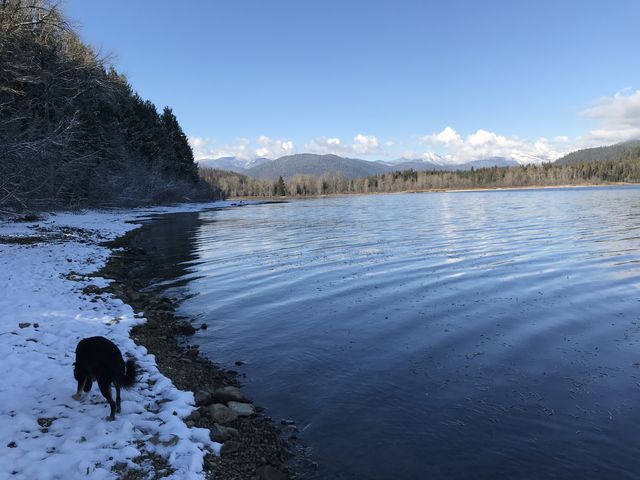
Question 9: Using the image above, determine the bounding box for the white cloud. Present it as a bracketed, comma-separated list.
[419, 127, 566, 164]
[189, 136, 253, 161]
[352, 134, 379, 154]
[579, 89, 640, 146]
[305, 134, 381, 156]
[189, 135, 294, 161]
[255, 135, 295, 158]
[420, 126, 461, 145]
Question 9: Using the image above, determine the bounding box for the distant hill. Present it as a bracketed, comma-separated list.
[388, 156, 519, 171]
[203, 154, 526, 181]
[244, 153, 390, 180]
[555, 140, 640, 165]
[197, 156, 269, 173]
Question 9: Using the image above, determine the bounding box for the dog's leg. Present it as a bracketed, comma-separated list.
[115, 382, 122, 413]
[98, 378, 116, 421]
[73, 376, 87, 401]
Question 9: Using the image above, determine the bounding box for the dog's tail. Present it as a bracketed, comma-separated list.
[119, 359, 137, 388]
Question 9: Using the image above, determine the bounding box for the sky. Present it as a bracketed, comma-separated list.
[65, 0, 640, 164]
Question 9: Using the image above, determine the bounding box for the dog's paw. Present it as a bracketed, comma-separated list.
[72, 393, 82, 401]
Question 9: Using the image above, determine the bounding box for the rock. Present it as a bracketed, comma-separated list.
[194, 391, 212, 406]
[228, 401, 255, 417]
[82, 284, 102, 294]
[208, 404, 238, 424]
[255, 465, 288, 480]
[212, 386, 245, 403]
[7, 441, 17, 448]
[209, 423, 239, 442]
[33, 323, 39, 328]
[186, 346, 199, 358]
[220, 440, 240, 456]
[149, 433, 179, 447]
[176, 322, 196, 335]
[280, 418, 295, 426]
[235, 360, 246, 366]
[200, 323, 208, 330]
[18, 323, 30, 329]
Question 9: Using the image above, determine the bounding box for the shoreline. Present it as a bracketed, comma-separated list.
[227, 181, 639, 201]
[0, 203, 311, 480]
[99, 220, 309, 479]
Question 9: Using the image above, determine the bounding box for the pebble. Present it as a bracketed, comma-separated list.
[18, 323, 30, 329]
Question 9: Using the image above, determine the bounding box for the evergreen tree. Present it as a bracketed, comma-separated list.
[275, 176, 287, 196]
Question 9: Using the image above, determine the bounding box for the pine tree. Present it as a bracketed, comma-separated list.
[275, 176, 287, 196]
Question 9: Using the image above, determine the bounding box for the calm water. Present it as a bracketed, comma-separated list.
[133, 187, 640, 479]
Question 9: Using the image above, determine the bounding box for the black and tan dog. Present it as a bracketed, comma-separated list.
[73, 336, 137, 420]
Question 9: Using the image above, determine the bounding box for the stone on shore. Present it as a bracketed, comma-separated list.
[194, 391, 212, 406]
[209, 423, 239, 442]
[228, 401, 255, 417]
[211, 385, 246, 403]
[208, 403, 238, 424]
[176, 322, 197, 335]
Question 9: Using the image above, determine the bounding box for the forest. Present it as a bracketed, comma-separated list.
[200, 150, 640, 198]
[0, 1, 220, 210]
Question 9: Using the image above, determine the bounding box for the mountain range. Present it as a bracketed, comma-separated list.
[196, 140, 640, 181]
[197, 154, 520, 180]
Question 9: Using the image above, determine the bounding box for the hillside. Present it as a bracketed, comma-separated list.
[227, 153, 523, 180]
[555, 140, 640, 165]
[244, 153, 390, 179]
[0, 1, 219, 210]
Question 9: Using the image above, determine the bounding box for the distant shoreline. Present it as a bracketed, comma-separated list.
[227, 181, 639, 201]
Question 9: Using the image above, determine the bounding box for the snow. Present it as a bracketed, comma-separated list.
[0, 202, 232, 480]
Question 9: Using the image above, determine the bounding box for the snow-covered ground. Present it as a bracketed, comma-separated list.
[0, 202, 231, 480]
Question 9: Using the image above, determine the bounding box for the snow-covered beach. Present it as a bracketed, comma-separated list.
[0, 203, 230, 480]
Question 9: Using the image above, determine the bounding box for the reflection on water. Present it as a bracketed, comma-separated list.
[132, 187, 640, 479]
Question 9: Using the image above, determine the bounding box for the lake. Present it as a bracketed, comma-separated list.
[133, 187, 640, 479]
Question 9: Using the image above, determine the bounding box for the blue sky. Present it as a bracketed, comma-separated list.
[66, 0, 640, 163]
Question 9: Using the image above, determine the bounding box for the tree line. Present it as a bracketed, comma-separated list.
[0, 0, 221, 211]
[200, 153, 640, 198]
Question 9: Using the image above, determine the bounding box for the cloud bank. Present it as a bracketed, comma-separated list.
[418, 127, 566, 164]
[189, 89, 640, 165]
[580, 89, 640, 146]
